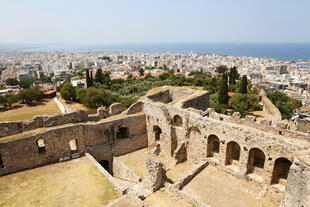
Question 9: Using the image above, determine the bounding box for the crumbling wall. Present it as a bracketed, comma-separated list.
[113, 157, 141, 182]
[280, 152, 310, 207]
[0, 124, 86, 176]
[0, 110, 89, 138]
[109, 103, 125, 116]
[182, 92, 209, 111]
[141, 87, 310, 188]
[0, 113, 148, 176]
[142, 159, 166, 192]
[295, 118, 310, 133]
[262, 95, 282, 126]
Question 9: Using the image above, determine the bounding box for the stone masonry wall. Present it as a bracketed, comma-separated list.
[0, 110, 89, 138]
[262, 95, 282, 126]
[0, 114, 147, 176]
[280, 152, 310, 207]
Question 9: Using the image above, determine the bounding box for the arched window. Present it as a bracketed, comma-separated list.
[69, 139, 78, 153]
[153, 125, 162, 141]
[0, 154, 4, 168]
[247, 148, 265, 174]
[36, 139, 46, 154]
[207, 135, 220, 157]
[172, 115, 183, 127]
[225, 141, 241, 165]
[271, 158, 292, 185]
[117, 127, 129, 139]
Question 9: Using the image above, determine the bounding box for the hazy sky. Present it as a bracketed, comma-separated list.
[0, 0, 309, 44]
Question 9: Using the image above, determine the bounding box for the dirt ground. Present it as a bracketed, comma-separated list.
[0, 99, 60, 122]
[0, 157, 121, 207]
[145, 190, 195, 207]
[182, 166, 283, 207]
[166, 161, 195, 182]
[118, 148, 175, 178]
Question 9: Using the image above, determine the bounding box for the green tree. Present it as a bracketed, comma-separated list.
[229, 94, 260, 116]
[18, 89, 34, 104]
[3, 94, 19, 108]
[102, 71, 111, 87]
[267, 91, 302, 119]
[145, 73, 153, 79]
[139, 68, 145, 76]
[76, 88, 87, 104]
[216, 65, 228, 74]
[229, 67, 238, 85]
[20, 78, 34, 89]
[240, 75, 248, 94]
[218, 74, 229, 105]
[5, 78, 19, 86]
[60, 82, 76, 101]
[159, 73, 169, 80]
[86, 69, 92, 88]
[90, 70, 94, 86]
[95, 68, 103, 84]
[30, 87, 44, 101]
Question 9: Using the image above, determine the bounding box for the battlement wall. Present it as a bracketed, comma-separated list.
[0, 108, 110, 138]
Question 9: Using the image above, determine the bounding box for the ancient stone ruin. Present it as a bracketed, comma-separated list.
[0, 86, 309, 207]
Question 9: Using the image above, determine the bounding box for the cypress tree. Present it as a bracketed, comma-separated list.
[86, 69, 91, 88]
[240, 75, 248, 94]
[229, 66, 238, 85]
[90, 70, 93, 87]
[218, 74, 229, 105]
[95, 68, 103, 84]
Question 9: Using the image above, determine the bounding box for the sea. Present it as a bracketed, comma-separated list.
[0, 42, 310, 65]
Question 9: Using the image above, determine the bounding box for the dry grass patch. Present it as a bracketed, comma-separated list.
[0, 157, 121, 207]
[0, 99, 60, 122]
[58, 97, 93, 113]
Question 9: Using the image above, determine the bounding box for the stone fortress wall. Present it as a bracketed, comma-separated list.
[0, 86, 309, 207]
[141, 86, 310, 207]
[0, 113, 147, 176]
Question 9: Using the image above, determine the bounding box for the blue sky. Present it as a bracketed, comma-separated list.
[0, 0, 309, 44]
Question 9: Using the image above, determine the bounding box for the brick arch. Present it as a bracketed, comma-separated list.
[246, 148, 265, 175]
[207, 134, 220, 157]
[225, 141, 241, 166]
[271, 157, 292, 185]
[172, 115, 183, 127]
[153, 125, 162, 141]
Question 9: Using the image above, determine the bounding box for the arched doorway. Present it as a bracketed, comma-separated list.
[153, 125, 162, 142]
[246, 148, 265, 174]
[99, 160, 110, 173]
[225, 141, 241, 165]
[207, 135, 220, 157]
[172, 115, 182, 127]
[271, 158, 292, 185]
[116, 127, 129, 139]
